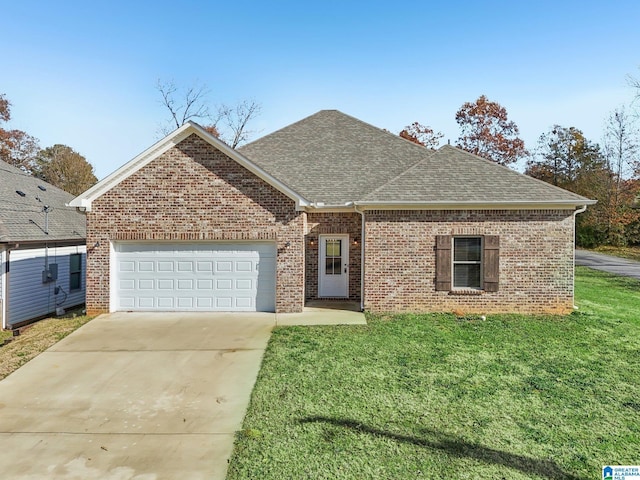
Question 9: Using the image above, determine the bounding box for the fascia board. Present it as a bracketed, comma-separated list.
[351, 200, 597, 210]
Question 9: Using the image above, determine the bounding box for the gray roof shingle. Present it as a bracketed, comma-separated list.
[363, 144, 591, 204]
[239, 110, 592, 206]
[0, 162, 86, 243]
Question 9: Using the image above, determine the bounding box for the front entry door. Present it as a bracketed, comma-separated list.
[318, 234, 349, 297]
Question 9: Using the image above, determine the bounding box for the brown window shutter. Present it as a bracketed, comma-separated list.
[435, 235, 452, 291]
[483, 235, 499, 292]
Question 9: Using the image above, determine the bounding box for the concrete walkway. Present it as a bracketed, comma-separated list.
[0, 306, 365, 479]
[575, 249, 640, 280]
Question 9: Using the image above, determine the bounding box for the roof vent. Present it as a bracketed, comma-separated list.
[38, 185, 47, 191]
[16, 190, 26, 197]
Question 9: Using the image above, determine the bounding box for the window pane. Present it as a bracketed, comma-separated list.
[454, 264, 481, 289]
[70, 254, 82, 273]
[326, 240, 341, 257]
[454, 237, 481, 262]
[70, 272, 81, 290]
[325, 258, 342, 275]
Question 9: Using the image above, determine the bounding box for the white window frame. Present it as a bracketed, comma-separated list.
[452, 236, 483, 290]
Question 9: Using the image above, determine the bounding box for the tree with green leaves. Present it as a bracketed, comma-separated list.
[455, 95, 527, 166]
[526, 125, 604, 191]
[36, 144, 98, 195]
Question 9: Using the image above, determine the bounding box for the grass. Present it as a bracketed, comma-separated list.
[0, 309, 93, 380]
[591, 245, 640, 262]
[228, 267, 639, 480]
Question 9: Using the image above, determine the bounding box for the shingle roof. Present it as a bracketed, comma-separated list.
[0, 162, 86, 243]
[362, 144, 591, 204]
[239, 110, 429, 205]
[239, 110, 593, 206]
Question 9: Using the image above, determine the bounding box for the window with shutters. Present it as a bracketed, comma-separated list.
[435, 234, 499, 292]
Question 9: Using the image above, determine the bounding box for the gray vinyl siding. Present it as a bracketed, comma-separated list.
[7, 245, 86, 326]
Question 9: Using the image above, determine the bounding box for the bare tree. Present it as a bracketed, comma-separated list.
[157, 80, 212, 134]
[156, 80, 261, 148]
[218, 100, 261, 149]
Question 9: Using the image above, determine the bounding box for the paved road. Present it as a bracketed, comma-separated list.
[575, 249, 640, 280]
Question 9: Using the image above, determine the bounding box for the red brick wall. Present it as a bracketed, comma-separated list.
[86, 133, 305, 314]
[364, 209, 576, 314]
[305, 212, 362, 301]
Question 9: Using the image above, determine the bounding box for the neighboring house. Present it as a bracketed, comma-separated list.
[1, 162, 87, 329]
[70, 110, 594, 316]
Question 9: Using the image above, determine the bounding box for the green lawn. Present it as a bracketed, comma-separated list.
[228, 267, 639, 480]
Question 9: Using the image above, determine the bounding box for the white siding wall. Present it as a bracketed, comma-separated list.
[8, 245, 86, 326]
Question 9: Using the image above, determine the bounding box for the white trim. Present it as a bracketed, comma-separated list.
[69, 122, 310, 212]
[351, 200, 596, 210]
[109, 241, 117, 313]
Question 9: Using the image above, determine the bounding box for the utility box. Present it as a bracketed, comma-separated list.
[42, 263, 58, 283]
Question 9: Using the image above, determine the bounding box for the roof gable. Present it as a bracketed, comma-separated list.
[70, 122, 309, 211]
[0, 162, 86, 243]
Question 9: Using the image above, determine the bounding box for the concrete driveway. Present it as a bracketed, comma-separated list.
[0, 312, 275, 480]
[575, 249, 640, 280]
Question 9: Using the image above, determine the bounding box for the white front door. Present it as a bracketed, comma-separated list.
[318, 234, 349, 297]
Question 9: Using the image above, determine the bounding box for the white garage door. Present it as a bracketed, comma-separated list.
[114, 242, 276, 312]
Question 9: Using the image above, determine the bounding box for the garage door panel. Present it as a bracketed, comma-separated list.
[215, 261, 232, 272]
[157, 279, 174, 290]
[235, 297, 253, 308]
[139, 261, 154, 272]
[120, 261, 135, 272]
[115, 242, 275, 312]
[196, 261, 213, 272]
[139, 297, 155, 308]
[235, 261, 253, 272]
[216, 297, 232, 308]
[157, 262, 174, 272]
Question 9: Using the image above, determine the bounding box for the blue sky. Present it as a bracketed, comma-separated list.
[3, 0, 639, 179]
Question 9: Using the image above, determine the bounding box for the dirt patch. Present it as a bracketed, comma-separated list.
[0, 311, 93, 380]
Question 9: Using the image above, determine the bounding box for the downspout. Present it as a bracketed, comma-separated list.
[353, 205, 365, 312]
[572, 205, 588, 309]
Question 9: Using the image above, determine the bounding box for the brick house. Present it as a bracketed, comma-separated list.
[70, 110, 594, 315]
